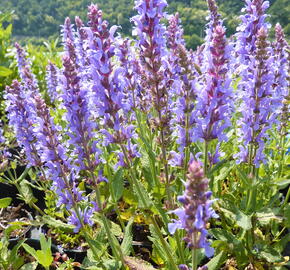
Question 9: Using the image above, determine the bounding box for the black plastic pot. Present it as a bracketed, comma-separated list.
[0, 182, 23, 206]
[62, 248, 87, 263]
[0, 181, 45, 211]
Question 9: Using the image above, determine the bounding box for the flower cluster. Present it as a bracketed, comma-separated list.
[5, 80, 41, 167]
[86, 4, 139, 167]
[193, 24, 232, 144]
[132, 0, 172, 121]
[15, 42, 38, 93]
[46, 62, 60, 103]
[10, 43, 93, 232]
[236, 27, 275, 167]
[169, 161, 218, 257]
[167, 14, 196, 167]
[273, 23, 289, 114]
[235, 0, 270, 65]
[61, 17, 101, 174]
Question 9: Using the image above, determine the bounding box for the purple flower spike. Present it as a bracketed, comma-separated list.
[273, 24, 289, 116]
[168, 161, 217, 257]
[192, 24, 232, 144]
[61, 16, 100, 174]
[235, 27, 275, 167]
[5, 80, 41, 167]
[132, 0, 172, 117]
[46, 62, 60, 103]
[86, 4, 139, 167]
[235, 0, 270, 65]
[14, 43, 38, 93]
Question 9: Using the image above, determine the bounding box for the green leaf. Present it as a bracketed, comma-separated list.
[39, 234, 51, 256]
[42, 215, 74, 232]
[256, 208, 282, 226]
[19, 262, 38, 270]
[0, 197, 12, 208]
[276, 179, 290, 189]
[148, 224, 167, 262]
[19, 180, 36, 205]
[103, 259, 122, 270]
[206, 251, 227, 270]
[9, 239, 25, 260]
[236, 167, 251, 187]
[22, 243, 37, 258]
[209, 228, 236, 243]
[121, 217, 134, 256]
[236, 210, 252, 230]
[260, 247, 282, 263]
[111, 168, 124, 201]
[87, 239, 108, 259]
[283, 204, 290, 228]
[35, 250, 53, 267]
[0, 66, 12, 77]
[133, 181, 153, 209]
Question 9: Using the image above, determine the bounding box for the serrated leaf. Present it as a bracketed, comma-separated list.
[42, 215, 74, 232]
[206, 251, 227, 270]
[110, 220, 123, 237]
[148, 224, 167, 262]
[0, 197, 12, 208]
[121, 217, 134, 255]
[19, 180, 36, 205]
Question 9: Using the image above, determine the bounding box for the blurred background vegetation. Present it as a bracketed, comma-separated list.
[0, 0, 288, 49]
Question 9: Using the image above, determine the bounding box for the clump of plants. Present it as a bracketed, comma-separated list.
[0, 0, 289, 269]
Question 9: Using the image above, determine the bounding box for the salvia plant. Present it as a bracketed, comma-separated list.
[1, 0, 289, 269]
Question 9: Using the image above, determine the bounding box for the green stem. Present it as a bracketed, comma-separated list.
[204, 141, 209, 176]
[157, 109, 173, 208]
[191, 234, 198, 270]
[120, 145, 178, 270]
[150, 216, 179, 270]
[93, 185, 126, 266]
[278, 129, 286, 179]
